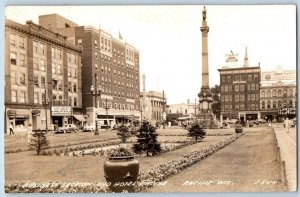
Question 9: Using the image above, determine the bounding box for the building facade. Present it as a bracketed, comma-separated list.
[260, 67, 296, 122]
[39, 14, 141, 129]
[140, 91, 166, 123]
[5, 19, 82, 133]
[218, 49, 261, 121]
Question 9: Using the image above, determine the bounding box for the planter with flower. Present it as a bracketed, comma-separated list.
[103, 146, 139, 192]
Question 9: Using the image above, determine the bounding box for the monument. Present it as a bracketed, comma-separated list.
[196, 6, 216, 128]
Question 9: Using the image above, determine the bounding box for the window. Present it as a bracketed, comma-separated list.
[240, 84, 245, 91]
[248, 74, 252, 81]
[251, 104, 255, 110]
[240, 94, 245, 101]
[94, 40, 98, 48]
[20, 73, 26, 85]
[261, 101, 265, 109]
[68, 82, 72, 92]
[95, 52, 98, 59]
[235, 105, 239, 110]
[40, 59, 45, 71]
[34, 75, 39, 87]
[225, 95, 228, 101]
[267, 101, 271, 109]
[254, 74, 258, 80]
[267, 90, 270, 97]
[33, 57, 38, 70]
[68, 67, 72, 77]
[95, 64, 98, 71]
[289, 89, 293, 96]
[273, 101, 276, 109]
[56, 49, 62, 59]
[41, 76, 46, 87]
[278, 90, 282, 97]
[73, 84, 77, 92]
[52, 80, 58, 90]
[240, 104, 245, 110]
[78, 39, 82, 45]
[227, 76, 231, 82]
[10, 52, 17, 65]
[19, 54, 25, 66]
[256, 94, 259, 100]
[251, 84, 255, 90]
[40, 43, 46, 55]
[51, 48, 55, 58]
[74, 97, 77, 107]
[251, 94, 255, 101]
[224, 85, 228, 92]
[52, 63, 56, 74]
[34, 93, 39, 104]
[235, 75, 239, 81]
[278, 100, 282, 108]
[240, 75, 245, 81]
[57, 64, 62, 75]
[73, 68, 77, 78]
[235, 95, 239, 101]
[10, 34, 16, 46]
[272, 90, 276, 97]
[289, 100, 293, 107]
[33, 41, 38, 53]
[58, 80, 62, 90]
[19, 36, 25, 48]
[235, 85, 239, 91]
[255, 84, 259, 90]
[261, 91, 265, 98]
[11, 90, 17, 102]
[19, 91, 26, 103]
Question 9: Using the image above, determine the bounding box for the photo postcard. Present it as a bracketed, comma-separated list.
[3, 5, 297, 193]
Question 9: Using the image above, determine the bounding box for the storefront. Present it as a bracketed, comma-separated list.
[51, 105, 73, 128]
[6, 109, 30, 133]
[278, 107, 296, 122]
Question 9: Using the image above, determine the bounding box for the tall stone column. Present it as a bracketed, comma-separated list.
[198, 6, 213, 113]
[196, 6, 215, 128]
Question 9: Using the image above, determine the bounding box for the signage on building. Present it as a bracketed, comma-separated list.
[262, 70, 296, 81]
[51, 106, 73, 116]
[278, 108, 296, 115]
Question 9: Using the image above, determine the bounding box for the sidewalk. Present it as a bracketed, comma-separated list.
[273, 124, 297, 191]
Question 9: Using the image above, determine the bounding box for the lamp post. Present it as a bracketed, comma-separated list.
[193, 98, 198, 117]
[90, 73, 102, 135]
[162, 90, 166, 129]
[140, 103, 143, 125]
[42, 89, 50, 132]
[104, 98, 110, 131]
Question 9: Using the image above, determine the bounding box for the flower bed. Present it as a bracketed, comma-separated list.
[5, 134, 242, 193]
[5, 137, 120, 154]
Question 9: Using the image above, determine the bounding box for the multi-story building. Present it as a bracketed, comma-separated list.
[140, 91, 165, 123]
[39, 14, 141, 129]
[5, 18, 82, 133]
[218, 48, 261, 121]
[260, 67, 296, 122]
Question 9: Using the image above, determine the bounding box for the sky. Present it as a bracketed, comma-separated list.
[5, 5, 296, 104]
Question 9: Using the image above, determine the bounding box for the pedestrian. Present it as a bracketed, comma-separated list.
[9, 123, 14, 135]
[268, 120, 271, 129]
[285, 118, 290, 133]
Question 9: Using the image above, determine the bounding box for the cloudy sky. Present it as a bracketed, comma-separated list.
[5, 5, 296, 104]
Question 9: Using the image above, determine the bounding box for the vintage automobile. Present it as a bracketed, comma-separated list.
[56, 124, 78, 133]
[235, 121, 243, 133]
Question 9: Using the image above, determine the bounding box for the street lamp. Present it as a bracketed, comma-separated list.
[162, 90, 166, 129]
[193, 98, 198, 117]
[42, 89, 50, 132]
[90, 74, 102, 135]
[104, 98, 110, 131]
[140, 103, 143, 124]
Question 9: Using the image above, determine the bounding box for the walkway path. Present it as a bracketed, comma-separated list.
[272, 123, 297, 191]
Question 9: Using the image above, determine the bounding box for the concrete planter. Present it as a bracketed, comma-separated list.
[103, 156, 139, 192]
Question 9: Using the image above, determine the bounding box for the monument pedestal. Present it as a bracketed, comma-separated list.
[195, 112, 218, 129]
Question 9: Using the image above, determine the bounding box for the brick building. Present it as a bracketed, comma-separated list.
[39, 14, 141, 129]
[5, 18, 82, 133]
[260, 67, 296, 122]
[218, 49, 261, 122]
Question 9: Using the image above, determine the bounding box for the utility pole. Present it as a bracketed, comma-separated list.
[163, 90, 166, 129]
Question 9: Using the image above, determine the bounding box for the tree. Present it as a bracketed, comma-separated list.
[117, 124, 131, 143]
[29, 129, 49, 155]
[187, 123, 206, 142]
[133, 121, 161, 156]
[211, 84, 221, 119]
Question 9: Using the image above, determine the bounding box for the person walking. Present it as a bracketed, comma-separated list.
[9, 123, 14, 135]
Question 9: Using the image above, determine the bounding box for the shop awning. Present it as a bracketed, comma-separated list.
[73, 115, 86, 122]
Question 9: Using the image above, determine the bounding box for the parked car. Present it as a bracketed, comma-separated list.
[235, 121, 243, 133]
[83, 124, 95, 132]
[248, 121, 254, 127]
[56, 124, 78, 133]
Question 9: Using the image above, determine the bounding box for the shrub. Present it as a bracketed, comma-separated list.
[187, 123, 206, 142]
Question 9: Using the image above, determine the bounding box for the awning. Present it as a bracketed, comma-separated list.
[73, 115, 86, 122]
[178, 116, 190, 120]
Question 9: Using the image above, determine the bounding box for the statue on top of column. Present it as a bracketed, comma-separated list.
[202, 6, 207, 21]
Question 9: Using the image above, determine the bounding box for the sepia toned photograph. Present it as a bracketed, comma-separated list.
[3, 5, 296, 193]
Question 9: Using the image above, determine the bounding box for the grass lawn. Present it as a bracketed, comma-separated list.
[5, 128, 234, 184]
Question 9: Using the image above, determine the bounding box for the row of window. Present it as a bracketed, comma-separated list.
[10, 34, 26, 49]
[222, 104, 259, 111]
[10, 52, 26, 67]
[221, 73, 259, 82]
[221, 94, 260, 102]
[11, 72, 27, 85]
[261, 89, 295, 98]
[261, 100, 295, 109]
[221, 83, 260, 92]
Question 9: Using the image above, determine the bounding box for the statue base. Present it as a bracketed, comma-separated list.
[195, 112, 218, 129]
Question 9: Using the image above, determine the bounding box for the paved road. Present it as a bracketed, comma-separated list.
[148, 127, 287, 192]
